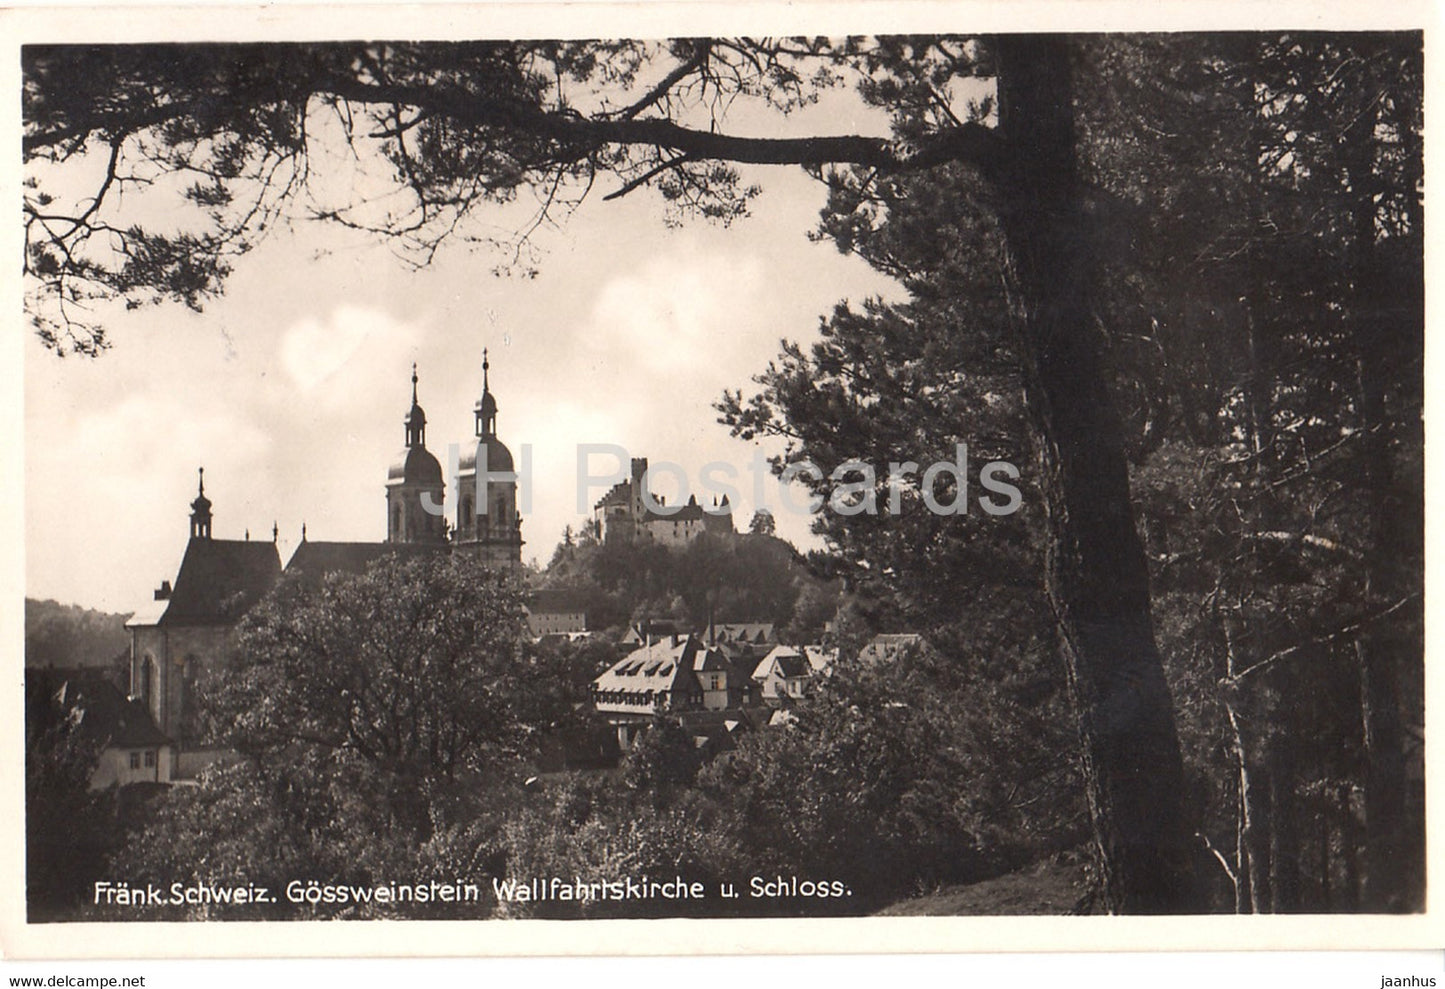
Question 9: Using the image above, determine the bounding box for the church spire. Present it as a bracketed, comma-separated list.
[475, 347, 498, 438]
[189, 467, 212, 540]
[405, 363, 427, 448]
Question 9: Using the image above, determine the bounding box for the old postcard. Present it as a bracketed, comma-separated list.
[4, 0, 1439, 961]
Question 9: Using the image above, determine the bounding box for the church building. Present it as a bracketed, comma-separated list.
[124, 346, 524, 779]
[124, 469, 281, 777]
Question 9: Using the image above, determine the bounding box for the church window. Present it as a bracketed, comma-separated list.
[179, 656, 198, 742]
[139, 656, 156, 707]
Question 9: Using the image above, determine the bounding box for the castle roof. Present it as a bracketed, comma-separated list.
[594, 481, 632, 510]
[642, 494, 707, 524]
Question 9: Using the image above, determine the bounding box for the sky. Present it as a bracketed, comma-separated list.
[24, 79, 906, 612]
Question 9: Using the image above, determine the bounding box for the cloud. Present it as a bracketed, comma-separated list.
[26, 393, 273, 611]
[582, 249, 767, 376]
[279, 305, 424, 412]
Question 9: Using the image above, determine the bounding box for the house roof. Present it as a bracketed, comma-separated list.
[593, 634, 740, 696]
[713, 622, 776, 644]
[752, 646, 817, 682]
[594, 636, 693, 695]
[622, 620, 680, 645]
[284, 540, 444, 582]
[528, 588, 590, 615]
[675, 707, 765, 750]
[143, 538, 282, 627]
[804, 646, 836, 673]
[123, 598, 171, 629]
[50, 670, 170, 749]
[773, 654, 812, 679]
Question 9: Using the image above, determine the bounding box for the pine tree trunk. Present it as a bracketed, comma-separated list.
[1269, 738, 1301, 912]
[1348, 121, 1418, 912]
[992, 35, 1200, 914]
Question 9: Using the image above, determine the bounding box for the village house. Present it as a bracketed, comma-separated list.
[750, 644, 836, 705]
[525, 588, 589, 637]
[591, 633, 756, 750]
[28, 668, 173, 790]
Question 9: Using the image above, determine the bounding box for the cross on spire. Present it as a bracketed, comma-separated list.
[475, 347, 499, 438]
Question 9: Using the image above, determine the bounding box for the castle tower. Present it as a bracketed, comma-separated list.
[385, 365, 447, 544]
[454, 349, 523, 565]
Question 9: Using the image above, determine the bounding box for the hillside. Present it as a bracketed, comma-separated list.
[541, 530, 837, 639]
[25, 598, 131, 669]
[874, 854, 1095, 917]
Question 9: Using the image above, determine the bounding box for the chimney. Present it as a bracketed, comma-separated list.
[154, 580, 172, 601]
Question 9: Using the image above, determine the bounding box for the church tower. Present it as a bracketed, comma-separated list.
[190, 467, 212, 540]
[454, 349, 523, 565]
[385, 365, 447, 544]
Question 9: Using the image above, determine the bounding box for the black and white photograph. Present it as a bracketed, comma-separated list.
[9, 0, 1435, 960]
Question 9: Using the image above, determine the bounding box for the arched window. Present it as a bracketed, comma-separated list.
[392, 504, 403, 539]
[138, 656, 156, 709]
[179, 655, 198, 742]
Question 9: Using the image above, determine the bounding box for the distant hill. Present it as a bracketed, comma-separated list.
[25, 598, 130, 670]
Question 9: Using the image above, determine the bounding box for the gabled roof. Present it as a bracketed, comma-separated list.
[284, 540, 444, 582]
[713, 622, 776, 644]
[772, 654, 812, 679]
[594, 636, 694, 695]
[804, 645, 836, 673]
[147, 538, 281, 627]
[752, 645, 817, 682]
[49, 670, 170, 749]
[593, 634, 740, 696]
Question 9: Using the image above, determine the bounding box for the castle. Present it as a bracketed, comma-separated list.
[123, 349, 523, 778]
[591, 457, 735, 546]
